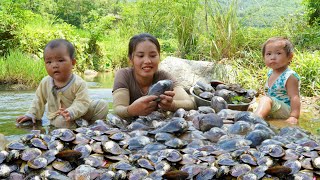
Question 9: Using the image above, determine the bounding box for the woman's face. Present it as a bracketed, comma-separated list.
[131, 40, 160, 79]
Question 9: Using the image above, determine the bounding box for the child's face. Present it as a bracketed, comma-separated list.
[44, 45, 76, 83]
[130, 40, 160, 80]
[264, 41, 293, 71]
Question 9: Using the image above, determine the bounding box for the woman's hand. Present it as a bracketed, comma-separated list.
[158, 91, 175, 111]
[128, 95, 158, 116]
[16, 115, 33, 124]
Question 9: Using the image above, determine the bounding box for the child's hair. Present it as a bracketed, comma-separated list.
[262, 37, 294, 57]
[44, 39, 76, 59]
[128, 33, 160, 59]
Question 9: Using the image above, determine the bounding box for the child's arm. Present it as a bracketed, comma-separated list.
[16, 79, 47, 124]
[64, 81, 90, 120]
[286, 75, 301, 124]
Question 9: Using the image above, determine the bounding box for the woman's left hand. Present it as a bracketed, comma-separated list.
[286, 116, 298, 124]
[158, 91, 175, 111]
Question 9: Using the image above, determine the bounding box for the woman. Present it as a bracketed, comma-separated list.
[112, 33, 195, 119]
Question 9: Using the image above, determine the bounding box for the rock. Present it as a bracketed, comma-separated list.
[159, 57, 236, 91]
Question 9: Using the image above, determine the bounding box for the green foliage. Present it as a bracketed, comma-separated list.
[292, 50, 320, 96]
[0, 50, 47, 88]
[173, 0, 200, 59]
[303, 0, 320, 26]
[207, 0, 239, 60]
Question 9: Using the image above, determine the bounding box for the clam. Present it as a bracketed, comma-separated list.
[75, 118, 89, 127]
[91, 142, 104, 154]
[149, 117, 188, 135]
[196, 81, 215, 92]
[9, 172, 25, 180]
[114, 170, 126, 180]
[112, 161, 134, 171]
[163, 170, 189, 180]
[128, 168, 149, 180]
[109, 132, 130, 141]
[165, 138, 187, 149]
[30, 138, 47, 150]
[164, 149, 182, 162]
[173, 108, 187, 118]
[7, 141, 27, 150]
[84, 154, 106, 168]
[283, 160, 301, 174]
[265, 165, 292, 177]
[301, 157, 313, 170]
[230, 164, 251, 177]
[128, 136, 151, 151]
[0, 164, 14, 178]
[148, 79, 173, 96]
[27, 156, 48, 169]
[41, 149, 58, 164]
[21, 148, 42, 161]
[73, 144, 92, 158]
[245, 129, 271, 147]
[210, 96, 228, 113]
[251, 165, 268, 179]
[155, 132, 175, 142]
[154, 160, 171, 172]
[55, 149, 82, 162]
[6, 149, 20, 162]
[216, 165, 230, 178]
[47, 140, 64, 151]
[51, 128, 75, 142]
[239, 154, 257, 165]
[199, 91, 214, 100]
[195, 167, 218, 180]
[293, 170, 314, 180]
[127, 121, 150, 131]
[180, 154, 198, 165]
[137, 158, 154, 170]
[257, 156, 273, 167]
[107, 113, 128, 129]
[234, 111, 268, 126]
[203, 127, 226, 143]
[0, 150, 8, 164]
[72, 133, 90, 144]
[143, 142, 167, 153]
[89, 119, 112, 132]
[52, 159, 73, 173]
[214, 89, 237, 103]
[193, 113, 223, 132]
[102, 140, 125, 155]
[282, 149, 300, 160]
[228, 120, 252, 135]
[40, 169, 71, 180]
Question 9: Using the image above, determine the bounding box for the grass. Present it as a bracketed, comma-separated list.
[0, 50, 47, 88]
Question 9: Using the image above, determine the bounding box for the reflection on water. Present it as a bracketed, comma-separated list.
[0, 72, 115, 140]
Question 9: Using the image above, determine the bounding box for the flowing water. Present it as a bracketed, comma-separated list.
[0, 72, 319, 141]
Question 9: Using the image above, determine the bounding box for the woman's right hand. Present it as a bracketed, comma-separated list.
[128, 95, 158, 116]
[16, 115, 32, 124]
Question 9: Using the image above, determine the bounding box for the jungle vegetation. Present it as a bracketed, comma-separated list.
[0, 0, 319, 96]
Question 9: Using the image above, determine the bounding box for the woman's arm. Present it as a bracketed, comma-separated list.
[113, 88, 158, 118]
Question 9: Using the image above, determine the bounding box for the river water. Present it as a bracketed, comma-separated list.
[0, 73, 114, 141]
[1, 72, 319, 141]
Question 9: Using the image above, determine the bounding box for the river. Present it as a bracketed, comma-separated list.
[0, 73, 114, 141]
[1, 72, 319, 141]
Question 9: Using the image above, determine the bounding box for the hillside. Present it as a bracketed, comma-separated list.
[237, 0, 304, 27]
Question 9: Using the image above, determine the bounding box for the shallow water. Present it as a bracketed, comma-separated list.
[0, 72, 319, 141]
[0, 72, 114, 141]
